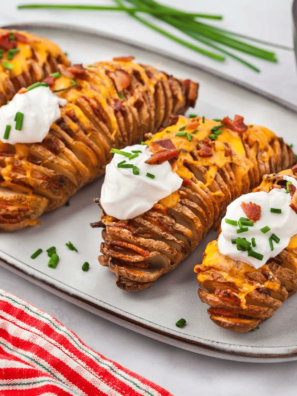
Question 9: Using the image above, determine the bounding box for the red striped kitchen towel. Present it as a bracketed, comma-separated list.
[0, 289, 172, 396]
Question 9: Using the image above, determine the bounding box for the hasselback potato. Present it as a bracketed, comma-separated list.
[196, 169, 297, 332]
[96, 115, 295, 292]
[0, 34, 198, 231]
[0, 28, 69, 106]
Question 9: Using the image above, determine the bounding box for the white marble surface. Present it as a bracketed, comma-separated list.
[1, 0, 297, 395]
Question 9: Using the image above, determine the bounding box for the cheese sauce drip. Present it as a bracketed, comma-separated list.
[218, 176, 297, 269]
[101, 144, 183, 220]
[0, 87, 66, 145]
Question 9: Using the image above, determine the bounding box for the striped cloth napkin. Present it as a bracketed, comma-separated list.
[0, 289, 172, 395]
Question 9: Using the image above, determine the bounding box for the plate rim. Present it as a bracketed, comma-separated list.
[1, 22, 297, 363]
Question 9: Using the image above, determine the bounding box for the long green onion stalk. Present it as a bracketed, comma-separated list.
[18, 1, 293, 72]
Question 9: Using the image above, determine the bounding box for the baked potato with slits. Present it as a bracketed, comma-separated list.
[196, 169, 297, 332]
[95, 115, 295, 292]
[0, 32, 198, 231]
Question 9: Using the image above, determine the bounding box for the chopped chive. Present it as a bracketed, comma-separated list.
[8, 48, 20, 54]
[64, 52, 68, 56]
[46, 246, 56, 252]
[9, 33, 15, 40]
[27, 82, 41, 91]
[179, 126, 186, 131]
[65, 201, 70, 206]
[46, 246, 56, 257]
[128, 153, 139, 161]
[50, 72, 61, 78]
[2, 61, 14, 70]
[260, 226, 271, 234]
[231, 239, 237, 244]
[7, 53, 14, 60]
[237, 227, 249, 234]
[213, 130, 223, 135]
[110, 148, 131, 157]
[250, 125, 254, 128]
[166, 130, 170, 133]
[71, 78, 78, 86]
[225, 219, 238, 226]
[238, 218, 243, 229]
[31, 248, 43, 259]
[52, 84, 76, 93]
[213, 118, 222, 122]
[0, 49, 3, 59]
[189, 114, 197, 118]
[117, 160, 126, 167]
[149, 136, 152, 140]
[211, 125, 223, 132]
[269, 236, 274, 251]
[48, 253, 59, 269]
[187, 133, 192, 141]
[146, 172, 155, 179]
[118, 164, 133, 169]
[241, 220, 254, 227]
[286, 181, 293, 193]
[141, 142, 147, 145]
[176, 318, 186, 328]
[88, 65, 96, 68]
[131, 150, 142, 153]
[251, 326, 260, 331]
[15, 112, 24, 131]
[248, 249, 263, 260]
[270, 208, 282, 214]
[209, 134, 217, 140]
[251, 237, 256, 247]
[133, 165, 140, 175]
[82, 262, 90, 272]
[239, 217, 249, 222]
[290, 143, 294, 148]
[66, 241, 78, 252]
[271, 234, 280, 243]
[3, 125, 11, 140]
[237, 245, 245, 251]
[192, 129, 198, 134]
[236, 237, 251, 250]
[202, 116, 205, 123]
[175, 132, 187, 137]
[40, 82, 49, 87]
[118, 93, 124, 100]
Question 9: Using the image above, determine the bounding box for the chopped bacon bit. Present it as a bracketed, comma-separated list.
[134, 98, 143, 109]
[145, 149, 178, 165]
[42, 76, 55, 87]
[158, 127, 165, 132]
[58, 64, 74, 79]
[168, 115, 179, 126]
[198, 146, 213, 157]
[18, 87, 28, 95]
[0, 34, 17, 50]
[113, 98, 126, 113]
[14, 32, 40, 44]
[182, 179, 192, 186]
[214, 288, 241, 306]
[289, 184, 296, 197]
[269, 185, 281, 192]
[108, 69, 131, 92]
[0, 31, 9, 40]
[225, 147, 232, 157]
[241, 201, 261, 222]
[0, 153, 14, 157]
[107, 241, 149, 257]
[153, 139, 176, 150]
[182, 79, 198, 107]
[208, 308, 237, 318]
[187, 121, 200, 130]
[145, 70, 153, 79]
[221, 114, 248, 134]
[292, 164, 297, 175]
[203, 137, 214, 147]
[113, 56, 135, 62]
[68, 64, 85, 75]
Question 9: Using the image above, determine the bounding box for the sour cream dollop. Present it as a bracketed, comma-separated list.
[218, 175, 297, 269]
[0, 86, 67, 145]
[101, 144, 183, 220]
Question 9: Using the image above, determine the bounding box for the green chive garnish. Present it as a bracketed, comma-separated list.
[27, 82, 42, 91]
[248, 249, 263, 261]
[237, 245, 245, 251]
[2, 61, 13, 70]
[175, 132, 187, 137]
[166, 130, 170, 133]
[48, 253, 59, 269]
[3, 125, 11, 140]
[176, 318, 186, 328]
[131, 150, 142, 153]
[286, 181, 293, 193]
[46, 246, 56, 257]
[141, 142, 147, 145]
[110, 148, 131, 157]
[209, 134, 217, 140]
[118, 93, 124, 100]
[241, 220, 254, 227]
[187, 133, 192, 141]
[251, 237, 256, 247]
[133, 165, 140, 175]
[15, 112, 24, 131]
[260, 226, 270, 234]
[269, 236, 274, 251]
[7, 54, 14, 61]
[118, 164, 133, 169]
[213, 118, 222, 122]
[214, 130, 223, 135]
[290, 143, 294, 148]
[82, 262, 90, 272]
[236, 237, 251, 250]
[271, 234, 280, 243]
[50, 72, 61, 78]
[202, 116, 205, 123]
[179, 126, 186, 131]
[9, 33, 15, 40]
[192, 129, 198, 134]
[211, 124, 224, 132]
[71, 78, 78, 86]
[225, 219, 238, 226]
[270, 208, 282, 214]
[146, 172, 155, 179]
[0, 49, 3, 59]
[251, 326, 260, 331]
[66, 241, 78, 252]
[231, 239, 237, 244]
[189, 114, 197, 118]
[88, 65, 96, 68]
[117, 160, 126, 168]
[52, 84, 76, 93]
[128, 153, 139, 161]
[31, 249, 43, 259]
[237, 227, 249, 234]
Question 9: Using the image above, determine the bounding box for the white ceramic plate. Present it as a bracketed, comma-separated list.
[1, 23, 297, 363]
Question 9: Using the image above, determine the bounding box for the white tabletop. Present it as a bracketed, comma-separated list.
[1, 0, 297, 395]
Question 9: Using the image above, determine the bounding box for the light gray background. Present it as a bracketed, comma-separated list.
[1, 0, 297, 395]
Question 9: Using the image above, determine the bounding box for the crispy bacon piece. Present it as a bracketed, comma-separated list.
[289, 184, 296, 197]
[113, 56, 135, 62]
[182, 79, 199, 107]
[153, 139, 176, 150]
[198, 146, 212, 157]
[134, 98, 143, 109]
[241, 201, 261, 222]
[225, 147, 232, 157]
[292, 164, 297, 175]
[14, 32, 40, 44]
[0, 33, 17, 50]
[146, 149, 178, 165]
[107, 241, 149, 257]
[182, 179, 192, 186]
[68, 64, 85, 75]
[203, 138, 214, 148]
[58, 64, 74, 79]
[222, 114, 248, 134]
[208, 307, 238, 318]
[214, 288, 241, 306]
[108, 69, 131, 92]
[113, 98, 126, 113]
[42, 76, 55, 87]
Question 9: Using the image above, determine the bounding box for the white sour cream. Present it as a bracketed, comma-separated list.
[0, 86, 67, 145]
[101, 144, 183, 220]
[218, 176, 297, 269]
